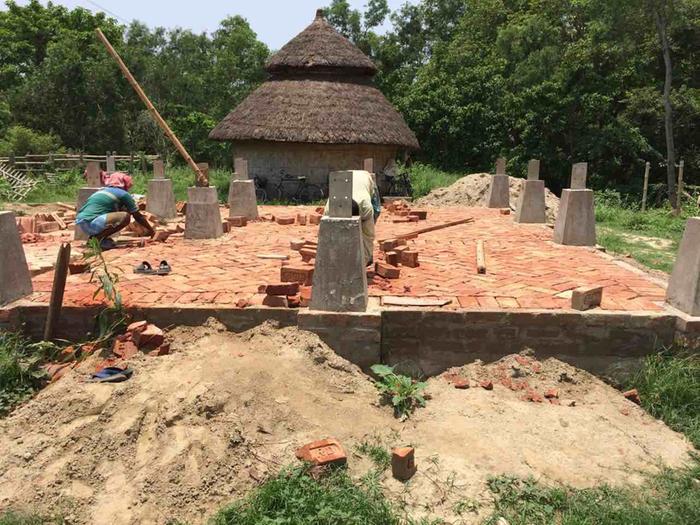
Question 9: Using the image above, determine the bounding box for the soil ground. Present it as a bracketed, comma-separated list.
[0, 321, 692, 524]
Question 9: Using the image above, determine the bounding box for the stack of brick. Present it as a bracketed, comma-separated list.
[374, 237, 421, 279]
[290, 238, 318, 262]
[258, 281, 300, 308]
[17, 211, 71, 234]
[112, 320, 169, 359]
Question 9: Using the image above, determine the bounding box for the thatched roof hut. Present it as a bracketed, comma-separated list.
[209, 9, 418, 193]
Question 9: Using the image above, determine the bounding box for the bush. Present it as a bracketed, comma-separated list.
[403, 162, 462, 198]
[0, 125, 62, 157]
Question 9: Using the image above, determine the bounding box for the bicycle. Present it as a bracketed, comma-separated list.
[253, 175, 268, 202]
[384, 169, 413, 198]
[266, 169, 325, 203]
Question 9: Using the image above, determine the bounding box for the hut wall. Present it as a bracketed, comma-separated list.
[232, 141, 398, 193]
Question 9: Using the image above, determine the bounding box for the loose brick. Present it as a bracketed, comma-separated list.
[385, 251, 399, 266]
[300, 248, 317, 263]
[222, 221, 231, 233]
[391, 447, 417, 481]
[276, 216, 295, 225]
[295, 439, 347, 467]
[36, 221, 60, 233]
[375, 261, 400, 279]
[400, 250, 419, 268]
[262, 295, 288, 308]
[453, 378, 470, 389]
[112, 335, 139, 359]
[544, 388, 559, 399]
[297, 213, 307, 225]
[149, 343, 170, 356]
[153, 230, 171, 242]
[287, 294, 301, 308]
[16, 216, 35, 234]
[522, 389, 544, 403]
[499, 208, 511, 215]
[622, 388, 641, 405]
[133, 324, 164, 350]
[290, 238, 306, 251]
[309, 214, 322, 225]
[299, 285, 312, 307]
[408, 210, 428, 220]
[265, 282, 300, 296]
[126, 320, 148, 336]
[571, 286, 603, 311]
[479, 380, 494, 390]
[227, 216, 247, 227]
[68, 261, 90, 274]
[281, 265, 314, 285]
[380, 239, 397, 252]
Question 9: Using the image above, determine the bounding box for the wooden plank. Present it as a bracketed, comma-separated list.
[43, 243, 71, 341]
[476, 240, 486, 274]
[379, 217, 474, 243]
[256, 253, 290, 260]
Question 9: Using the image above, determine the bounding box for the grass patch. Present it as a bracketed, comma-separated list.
[355, 439, 392, 471]
[628, 349, 700, 449]
[210, 465, 404, 525]
[596, 228, 677, 272]
[403, 162, 462, 199]
[0, 331, 57, 416]
[485, 461, 700, 525]
[0, 510, 63, 525]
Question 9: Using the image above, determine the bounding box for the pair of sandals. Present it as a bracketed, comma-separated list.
[88, 366, 133, 383]
[134, 260, 171, 275]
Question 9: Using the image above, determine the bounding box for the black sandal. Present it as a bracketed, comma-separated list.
[156, 260, 172, 275]
[134, 261, 154, 274]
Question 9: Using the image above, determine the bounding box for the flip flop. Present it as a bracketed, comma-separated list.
[156, 260, 172, 275]
[100, 237, 117, 251]
[88, 366, 133, 383]
[134, 261, 154, 274]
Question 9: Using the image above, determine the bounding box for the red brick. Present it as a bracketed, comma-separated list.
[385, 251, 399, 266]
[300, 285, 312, 307]
[222, 221, 230, 233]
[36, 221, 60, 233]
[126, 320, 148, 336]
[380, 239, 397, 252]
[309, 214, 322, 225]
[522, 389, 544, 403]
[479, 380, 494, 390]
[296, 439, 347, 467]
[149, 343, 170, 356]
[68, 261, 90, 274]
[290, 238, 306, 251]
[453, 378, 470, 389]
[281, 265, 314, 285]
[112, 335, 139, 359]
[622, 388, 641, 405]
[264, 282, 300, 296]
[16, 216, 35, 234]
[276, 216, 295, 225]
[227, 216, 247, 227]
[400, 250, 419, 268]
[571, 286, 603, 311]
[153, 230, 171, 242]
[134, 323, 164, 350]
[300, 248, 317, 262]
[544, 388, 559, 399]
[499, 208, 511, 215]
[375, 261, 400, 279]
[287, 294, 301, 308]
[408, 210, 428, 220]
[391, 447, 417, 481]
[297, 214, 307, 225]
[262, 295, 288, 308]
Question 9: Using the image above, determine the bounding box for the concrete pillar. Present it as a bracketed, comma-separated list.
[234, 157, 248, 180]
[487, 157, 510, 208]
[106, 154, 116, 174]
[228, 180, 259, 220]
[310, 216, 368, 312]
[153, 159, 165, 179]
[553, 162, 596, 246]
[0, 211, 33, 305]
[514, 159, 546, 223]
[74, 187, 100, 240]
[666, 217, 700, 316]
[184, 186, 223, 239]
[328, 171, 353, 217]
[85, 161, 102, 187]
[146, 179, 177, 219]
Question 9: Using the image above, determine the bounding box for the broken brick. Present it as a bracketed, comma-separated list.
[391, 447, 417, 481]
[453, 378, 470, 389]
[296, 439, 347, 467]
[499, 208, 511, 215]
[544, 388, 559, 399]
[133, 323, 164, 350]
[290, 238, 306, 251]
[380, 239, 398, 252]
[479, 380, 494, 390]
[296, 214, 307, 225]
[149, 343, 170, 356]
[299, 286, 312, 307]
[68, 261, 90, 274]
[375, 261, 400, 279]
[571, 286, 604, 311]
[281, 265, 314, 286]
[522, 389, 544, 403]
[287, 294, 301, 308]
[408, 210, 428, 220]
[126, 320, 148, 336]
[262, 295, 288, 308]
[112, 335, 139, 359]
[622, 388, 641, 405]
[300, 248, 317, 263]
[400, 250, 419, 268]
[265, 282, 300, 296]
[153, 230, 171, 242]
[222, 221, 230, 233]
[35, 221, 60, 233]
[309, 214, 322, 225]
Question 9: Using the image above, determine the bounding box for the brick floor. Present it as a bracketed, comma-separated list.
[24, 205, 667, 312]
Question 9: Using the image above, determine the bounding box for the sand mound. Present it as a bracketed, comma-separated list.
[0, 323, 693, 524]
[416, 173, 560, 222]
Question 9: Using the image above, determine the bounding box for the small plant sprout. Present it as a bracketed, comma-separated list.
[370, 364, 428, 420]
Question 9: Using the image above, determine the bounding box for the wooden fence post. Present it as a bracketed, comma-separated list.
[641, 161, 650, 212]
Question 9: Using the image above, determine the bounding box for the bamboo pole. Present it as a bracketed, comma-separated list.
[675, 160, 684, 215]
[476, 240, 486, 274]
[641, 161, 650, 212]
[95, 28, 207, 186]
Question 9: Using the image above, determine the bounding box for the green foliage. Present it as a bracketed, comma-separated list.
[0, 331, 57, 416]
[0, 125, 62, 156]
[402, 162, 462, 198]
[0, 510, 61, 525]
[628, 348, 700, 449]
[355, 440, 391, 470]
[485, 461, 700, 525]
[83, 238, 126, 342]
[210, 465, 401, 525]
[370, 364, 427, 419]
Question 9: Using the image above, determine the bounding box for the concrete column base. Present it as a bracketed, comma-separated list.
[0, 211, 33, 305]
[74, 187, 100, 240]
[553, 189, 596, 246]
[487, 174, 510, 208]
[146, 178, 176, 219]
[310, 216, 368, 312]
[184, 187, 223, 239]
[228, 179, 259, 220]
[666, 217, 700, 316]
[515, 180, 546, 223]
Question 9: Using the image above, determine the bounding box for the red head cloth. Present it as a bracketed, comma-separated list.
[105, 172, 133, 191]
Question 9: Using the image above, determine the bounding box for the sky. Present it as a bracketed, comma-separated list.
[8, 0, 412, 49]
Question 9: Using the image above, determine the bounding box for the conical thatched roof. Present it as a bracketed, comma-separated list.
[209, 10, 419, 150]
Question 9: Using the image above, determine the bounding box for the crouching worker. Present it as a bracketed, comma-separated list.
[324, 170, 380, 267]
[75, 172, 155, 250]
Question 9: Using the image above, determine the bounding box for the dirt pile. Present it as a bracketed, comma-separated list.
[0, 322, 693, 524]
[416, 173, 560, 222]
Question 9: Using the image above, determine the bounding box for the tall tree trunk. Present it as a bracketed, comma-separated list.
[653, 5, 677, 208]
